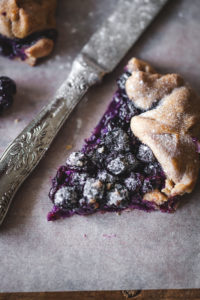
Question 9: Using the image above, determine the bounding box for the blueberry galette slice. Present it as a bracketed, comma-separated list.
[48, 58, 200, 221]
[0, 0, 57, 65]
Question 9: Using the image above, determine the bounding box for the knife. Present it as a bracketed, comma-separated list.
[0, 0, 168, 226]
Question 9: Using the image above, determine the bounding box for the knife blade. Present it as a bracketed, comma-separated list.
[0, 0, 168, 226]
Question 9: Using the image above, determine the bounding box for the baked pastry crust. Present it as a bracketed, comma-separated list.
[126, 58, 200, 197]
[0, 0, 57, 65]
[24, 37, 54, 66]
[0, 0, 57, 39]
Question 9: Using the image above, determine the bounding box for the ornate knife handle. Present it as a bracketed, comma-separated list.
[0, 54, 103, 225]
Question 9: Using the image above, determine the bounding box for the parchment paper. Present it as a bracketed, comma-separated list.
[1, 0, 200, 292]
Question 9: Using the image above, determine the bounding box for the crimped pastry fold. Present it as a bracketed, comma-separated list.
[126, 58, 200, 196]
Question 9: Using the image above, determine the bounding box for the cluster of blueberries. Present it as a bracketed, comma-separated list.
[52, 132, 163, 211]
[50, 72, 165, 213]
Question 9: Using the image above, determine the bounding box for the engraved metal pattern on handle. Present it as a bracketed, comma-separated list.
[0, 55, 103, 225]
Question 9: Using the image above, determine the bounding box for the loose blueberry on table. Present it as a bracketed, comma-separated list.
[48, 58, 200, 221]
[0, 76, 16, 113]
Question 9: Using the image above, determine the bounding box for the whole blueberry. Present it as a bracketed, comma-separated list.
[124, 173, 143, 192]
[0, 76, 16, 112]
[137, 144, 155, 163]
[66, 151, 89, 171]
[125, 153, 139, 172]
[54, 186, 78, 208]
[0, 76, 16, 95]
[104, 128, 130, 153]
[87, 145, 106, 167]
[142, 178, 154, 193]
[144, 162, 162, 176]
[71, 172, 88, 186]
[107, 184, 129, 206]
[0, 94, 13, 112]
[107, 155, 126, 175]
[83, 178, 105, 204]
[107, 152, 138, 175]
[97, 170, 116, 184]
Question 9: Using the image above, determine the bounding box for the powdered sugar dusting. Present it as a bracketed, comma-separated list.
[130, 59, 200, 196]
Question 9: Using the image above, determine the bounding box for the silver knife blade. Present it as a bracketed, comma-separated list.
[0, 0, 168, 226]
[82, 0, 168, 72]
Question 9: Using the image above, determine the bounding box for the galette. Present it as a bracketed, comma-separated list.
[48, 58, 200, 221]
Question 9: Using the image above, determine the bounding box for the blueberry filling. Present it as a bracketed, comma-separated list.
[0, 76, 16, 112]
[48, 70, 180, 221]
[0, 29, 57, 60]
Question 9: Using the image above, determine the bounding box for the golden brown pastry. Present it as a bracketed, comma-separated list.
[126, 58, 200, 197]
[0, 0, 57, 65]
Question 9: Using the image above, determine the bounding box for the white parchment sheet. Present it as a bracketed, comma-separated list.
[0, 0, 200, 292]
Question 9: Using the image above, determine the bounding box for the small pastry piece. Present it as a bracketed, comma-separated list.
[0, 0, 57, 65]
[47, 58, 200, 221]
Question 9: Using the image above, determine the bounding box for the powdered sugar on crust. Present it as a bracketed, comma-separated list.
[126, 68, 184, 110]
[0, 0, 57, 39]
[127, 58, 200, 196]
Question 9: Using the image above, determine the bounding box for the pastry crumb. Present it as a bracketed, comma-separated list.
[143, 190, 168, 205]
[66, 145, 73, 150]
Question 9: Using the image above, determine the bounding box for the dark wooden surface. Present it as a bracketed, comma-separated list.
[1, 290, 200, 300]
